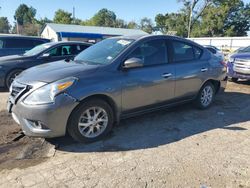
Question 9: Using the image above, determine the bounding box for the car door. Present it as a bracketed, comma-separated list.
[121, 39, 175, 113]
[171, 40, 209, 99]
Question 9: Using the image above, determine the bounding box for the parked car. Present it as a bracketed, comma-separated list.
[0, 35, 50, 57]
[234, 46, 250, 54]
[0, 41, 91, 88]
[7, 35, 227, 142]
[227, 50, 250, 82]
[204, 45, 224, 60]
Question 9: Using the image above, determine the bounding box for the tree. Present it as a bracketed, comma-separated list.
[198, 0, 250, 37]
[14, 4, 36, 34]
[53, 9, 73, 24]
[127, 21, 139, 29]
[223, 2, 250, 36]
[139, 17, 154, 34]
[88, 8, 117, 27]
[114, 19, 127, 28]
[155, 13, 188, 37]
[178, 0, 212, 37]
[0, 17, 11, 33]
[37, 17, 52, 26]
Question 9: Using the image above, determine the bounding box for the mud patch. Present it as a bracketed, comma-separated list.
[0, 110, 55, 170]
[0, 110, 21, 145]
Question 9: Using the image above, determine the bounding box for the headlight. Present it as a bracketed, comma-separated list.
[228, 57, 234, 63]
[23, 77, 77, 105]
[0, 65, 3, 69]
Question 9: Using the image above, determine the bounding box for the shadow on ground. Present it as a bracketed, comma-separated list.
[47, 90, 250, 153]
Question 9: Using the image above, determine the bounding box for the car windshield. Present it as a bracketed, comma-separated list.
[74, 38, 134, 65]
[24, 43, 51, 56]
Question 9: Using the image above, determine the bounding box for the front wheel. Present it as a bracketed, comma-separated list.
[6, 69, 22, 89]
[195, 82, 215, 109]
[67, 99, 114, 142]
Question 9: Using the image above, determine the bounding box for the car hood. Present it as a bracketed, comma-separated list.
[0, 55, 31, 64]
[16, 60, 99, 84]
[231, 53, 250, 60]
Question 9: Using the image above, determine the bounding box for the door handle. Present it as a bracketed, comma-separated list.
[162, 73, 172, 78]
[201, 68, 208, 72]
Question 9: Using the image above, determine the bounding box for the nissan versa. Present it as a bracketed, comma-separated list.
[7, 35, 227, 142]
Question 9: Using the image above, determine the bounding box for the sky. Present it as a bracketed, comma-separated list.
[0, 0, 181, 25]
[0, 0, 250, 27]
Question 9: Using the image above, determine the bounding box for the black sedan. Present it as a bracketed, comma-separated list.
[0, 41, 91, 88]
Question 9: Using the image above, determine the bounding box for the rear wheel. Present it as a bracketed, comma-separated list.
[6, 69, 22, 89]
[67, 99, 114, 142]
[195, 82, 215, 109]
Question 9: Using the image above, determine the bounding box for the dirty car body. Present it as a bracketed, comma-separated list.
[7, 35, 227, 141]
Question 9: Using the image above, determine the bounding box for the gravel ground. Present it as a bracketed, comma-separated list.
[0, 81, 249, 187]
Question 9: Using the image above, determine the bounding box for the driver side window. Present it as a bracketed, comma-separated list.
[47, 46, 62, 57]
[127, 39, 168, 66]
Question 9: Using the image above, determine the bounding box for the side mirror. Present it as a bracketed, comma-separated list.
[123, 58, 143, 69]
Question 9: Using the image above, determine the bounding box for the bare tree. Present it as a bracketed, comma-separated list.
[179, 0, 212, 37]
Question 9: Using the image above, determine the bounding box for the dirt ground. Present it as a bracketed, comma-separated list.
[0, 81, 249, 187]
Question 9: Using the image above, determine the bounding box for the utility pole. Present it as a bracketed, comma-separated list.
[73, 7, 75, 24]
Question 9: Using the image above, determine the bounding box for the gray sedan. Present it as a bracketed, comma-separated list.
[7, 35, 227, 142]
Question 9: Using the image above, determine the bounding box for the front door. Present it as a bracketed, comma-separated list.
[121, 39, 175, 113]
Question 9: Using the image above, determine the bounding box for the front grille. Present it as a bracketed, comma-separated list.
[11, 85, 25, 98]
[233, 58, 250, 75]
[10, 81, 30, 103]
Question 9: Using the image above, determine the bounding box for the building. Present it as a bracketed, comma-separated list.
[41, 23, 147, 43]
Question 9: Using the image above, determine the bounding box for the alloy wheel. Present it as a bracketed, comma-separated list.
[78, 107, 108, 138]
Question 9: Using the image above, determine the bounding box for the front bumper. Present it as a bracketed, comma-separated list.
[227, 62, 250, 80]
[8, 93, 78, 138]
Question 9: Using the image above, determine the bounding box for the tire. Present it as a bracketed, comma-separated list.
[195, 82, 215, 109]
[6, 69, 22, 89]
[67, 99, 114, 142]
[231, 77, 238, 82]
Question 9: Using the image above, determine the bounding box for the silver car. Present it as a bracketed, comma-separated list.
[7, 35, 227, 142]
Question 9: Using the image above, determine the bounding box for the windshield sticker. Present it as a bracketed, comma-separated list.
[117, 40, 131, 46]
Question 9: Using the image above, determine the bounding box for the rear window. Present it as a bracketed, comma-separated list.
[4, 38, 46, 49]
[206, 47, 216, 54]
[172, 41, 202, 62]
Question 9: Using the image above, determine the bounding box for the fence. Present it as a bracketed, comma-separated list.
[188, 37, 250, 51]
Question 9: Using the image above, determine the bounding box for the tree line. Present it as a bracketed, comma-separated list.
[0, 0, 249, 37]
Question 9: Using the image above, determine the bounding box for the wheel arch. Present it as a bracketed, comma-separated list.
[67, 94, 120, 131]
[201, 79, 221, 94]
[5, 68, 25, 87]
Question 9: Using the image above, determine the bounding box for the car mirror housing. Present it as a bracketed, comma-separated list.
[123, 58, 143, 69]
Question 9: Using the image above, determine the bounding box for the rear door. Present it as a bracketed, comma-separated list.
[170, 40, 209, 99]
[121, 38, 175, 112]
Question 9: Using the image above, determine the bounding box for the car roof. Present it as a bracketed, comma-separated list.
[41, 41, 92, 47]
[0, 34, 50, 41]
[114, 34, 204, 47]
